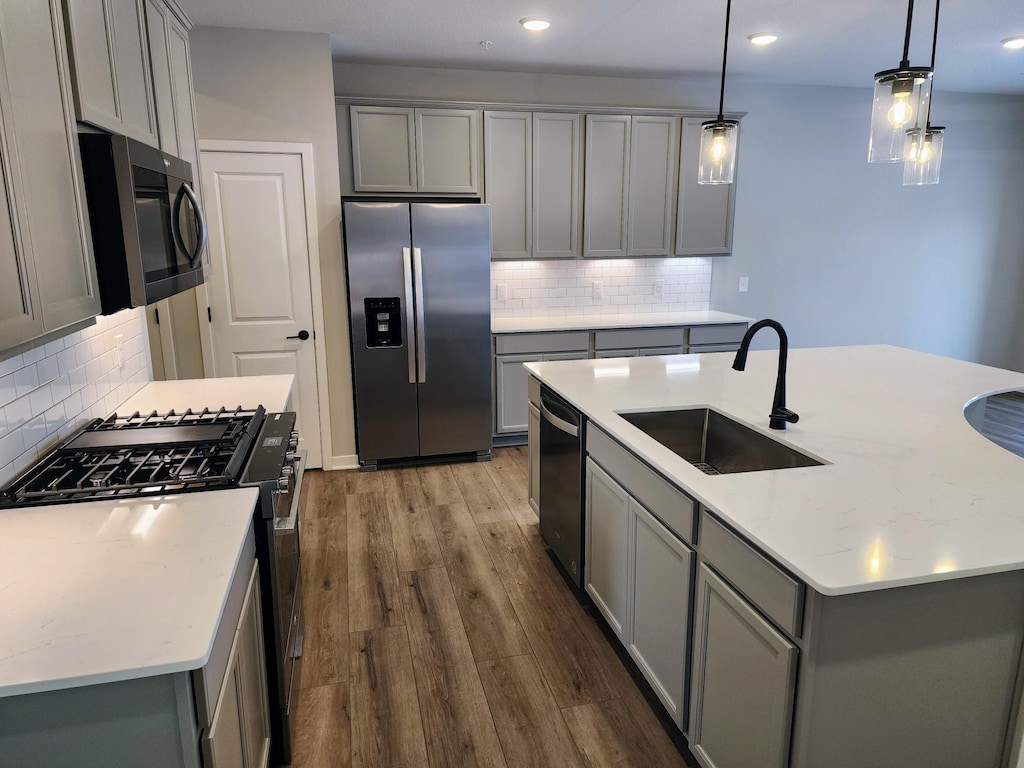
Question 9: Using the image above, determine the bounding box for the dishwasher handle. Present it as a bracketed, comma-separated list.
[540, 395, 579, 438]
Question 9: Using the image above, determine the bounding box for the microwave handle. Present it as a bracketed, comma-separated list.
[172, 182, 208, 267]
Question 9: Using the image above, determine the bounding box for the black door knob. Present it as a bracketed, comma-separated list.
[287, 330, 310, 341]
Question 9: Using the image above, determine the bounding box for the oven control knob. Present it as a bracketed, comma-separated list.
[281, 466, 293, 477]
[285, 450, 297, 464]
[277, 477, 289, 491]
[287, 436, 299, 450]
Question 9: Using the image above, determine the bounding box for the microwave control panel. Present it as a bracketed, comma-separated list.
[364, 297, 403, 347]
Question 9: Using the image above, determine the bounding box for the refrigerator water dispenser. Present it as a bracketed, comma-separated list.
[364, 297, 402, 347]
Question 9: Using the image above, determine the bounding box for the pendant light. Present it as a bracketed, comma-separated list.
[868, 0, 933, 163]
[698, 0, 738, 185]
[903, 0, 944, 185]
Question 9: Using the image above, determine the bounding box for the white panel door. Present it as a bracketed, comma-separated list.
[201, 149, 323, 467]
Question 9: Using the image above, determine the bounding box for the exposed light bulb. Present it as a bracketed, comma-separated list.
[918, 140, 932, 162]
[887, 92, 912, 127]
[710, 135, 727, 162]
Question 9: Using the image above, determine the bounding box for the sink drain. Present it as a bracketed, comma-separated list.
[691, 461, 722, 476]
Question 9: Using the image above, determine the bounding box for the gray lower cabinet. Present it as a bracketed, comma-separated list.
[527, 401, 540, 513]
[628, 500, 693, 729]
[495, 353, 542, 434]
[63, 0, 159, 146]
[584, 459, 632, 641]
[0, 0, 100, 353]
[689, 563, 797, 768]
[350, 106, 479, 193]
[676, 117, 737, 255]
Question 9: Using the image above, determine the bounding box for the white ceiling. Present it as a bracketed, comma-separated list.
[179, 0, 1024, 94]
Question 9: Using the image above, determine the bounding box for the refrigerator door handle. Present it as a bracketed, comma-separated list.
[413, 247, 427, 383]
[402, 247, 417, 384]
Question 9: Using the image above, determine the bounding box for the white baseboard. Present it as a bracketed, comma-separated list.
[328, 454, 359, 471]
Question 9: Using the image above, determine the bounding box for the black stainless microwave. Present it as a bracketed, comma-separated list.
[79, 133, 207, 314]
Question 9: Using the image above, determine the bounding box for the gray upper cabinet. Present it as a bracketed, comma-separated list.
[63, 0, 159, 147]
[676, 117, 737, 255]
[484, 111, 532, 260]
[583, 114, 631, 258]
[533, 113, 581, 259]
[689, 563, 797, 768]
[628, 116, 679, 256]
[144, 0, 176, 153]
[350, 106, 479, 194]
[0, 0, 100, 352]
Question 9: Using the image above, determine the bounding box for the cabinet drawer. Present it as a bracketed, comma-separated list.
[193, 529, 256, 728]
[595, 327, 685, 350]
[495, 331, 590, 355]
[700, 512, 803, 637]
[689, 343, 740, 354]
[587, 424, 695, 545]
[687, 324, 746, 346]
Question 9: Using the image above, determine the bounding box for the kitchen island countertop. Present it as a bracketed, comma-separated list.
[0, 487, 259, 698]
[492, 310, 752, 334]
[115, 374, 295, 415]
[525, 345, 1024, 595]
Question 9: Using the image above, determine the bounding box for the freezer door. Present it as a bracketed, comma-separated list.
[343, 202, 420, 462]
[410, 204, 493, 456]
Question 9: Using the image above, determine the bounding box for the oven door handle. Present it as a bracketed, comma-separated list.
[275, 449, 306, 533]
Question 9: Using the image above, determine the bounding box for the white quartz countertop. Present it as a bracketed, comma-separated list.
[492, 310, 752, 334]
[525, 345, 1024, 596]
[0, 488, 259, 697]
[116, 375, 295, 415]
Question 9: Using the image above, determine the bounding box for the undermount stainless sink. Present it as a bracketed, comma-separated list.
[619, 408, 825, 475]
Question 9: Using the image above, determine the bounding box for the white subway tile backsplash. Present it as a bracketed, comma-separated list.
[0, 307, 152, 485]
[491, 257, 713, 319]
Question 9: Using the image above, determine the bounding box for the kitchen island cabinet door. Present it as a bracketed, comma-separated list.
[63, 0, 159, 146]
[585, 459, 633, 641]
[689, 563, 797, 768]
[484, 111, 532, 259]
[534, 112, 581, 259]
[628, 500, 693, 729]
[350, 106, 418, 192]
[676, 117, 737, 256]
[528, 402, 541, 513]
[627, 116, 679, 256]
[583, 114, 631, 258]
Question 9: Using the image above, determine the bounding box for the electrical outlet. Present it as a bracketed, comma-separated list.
[738, 276, 749, 293]
[495, 283, 507, 301]
[114, 334, 125, 368]
[653, 279, 665, 297]
[593, 280, 603, 300]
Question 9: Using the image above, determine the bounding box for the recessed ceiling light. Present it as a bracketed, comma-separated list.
[747, 33, 778, 46]
[1002, 36, 1024, 50]
[520, 17, 551, 32]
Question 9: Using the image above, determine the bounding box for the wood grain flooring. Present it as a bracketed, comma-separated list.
[291, 448, 693, 768]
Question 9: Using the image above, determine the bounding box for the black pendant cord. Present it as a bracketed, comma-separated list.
[900, 0, 915, 69]
[717, 0, 732, 121]
[924, 0, 940, 127]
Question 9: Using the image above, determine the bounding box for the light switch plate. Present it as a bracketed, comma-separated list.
[739, 276, 749, 293]
[593, 280, 603, 300]
[654, 279, 665, 297]
[495, 283, 507, 301]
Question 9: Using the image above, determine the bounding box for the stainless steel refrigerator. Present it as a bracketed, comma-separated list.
[343, 202, 493, 468]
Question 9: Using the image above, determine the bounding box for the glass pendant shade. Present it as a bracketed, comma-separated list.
[698, 120, 738, 184]
[902, 126, 944, 185]
[868, 68, 932, 163]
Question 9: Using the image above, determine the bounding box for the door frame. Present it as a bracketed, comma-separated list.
[197, 139, 333, 469]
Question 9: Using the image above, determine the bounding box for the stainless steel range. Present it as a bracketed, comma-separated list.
[0, 406, 305, 766]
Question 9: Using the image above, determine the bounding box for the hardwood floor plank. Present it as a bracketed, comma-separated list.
[453, 462, 515, 525]
[342, 469, 386, 495]
[483, 450, 537, 530]
[303, 515, 346, 552]
[429, 503, 531, 661]
[480, 521, 617, 708]
[401, 568, 507, 768]
[300, 546, 350, 688]
[303, 469, 349, 520]
[417, 464, 464, 505]
[477, 654, 587, 768]
[562, 698, 689, 768]
[291, 682, 352, 768]
[383, 470, 444, 572]
[350, 626, 430, 768]
[348, 492, 405, 632]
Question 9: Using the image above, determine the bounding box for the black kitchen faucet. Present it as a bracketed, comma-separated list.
[732, 319, 800, 430]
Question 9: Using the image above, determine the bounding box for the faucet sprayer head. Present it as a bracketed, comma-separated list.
[732, 349, 748, 371]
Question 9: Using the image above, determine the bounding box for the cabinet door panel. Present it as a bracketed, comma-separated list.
[144, 0, 176, 155]
[415, 108, 479, 193]
[628, 116, 678, 256]
[534, 113, 580, 259]
[484, 111, 531, 259]
[677, 117, 736, 255]
[583, 115, 631, 258]
[63, 0, 119, 127]
[109, 0, 158, 144]
[203, 663, 246, 768]
[528, 402, 540, 513]
[238, 566, 270, 768]
[690, 563, 797, 768]
[495, 354, 542, 433]
[585, 459, 632, 640]
[350, 106, 417, 192]
[629, 500, 693, 728]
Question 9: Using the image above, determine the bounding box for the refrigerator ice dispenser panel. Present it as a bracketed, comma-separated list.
[364, 297, 403, 347]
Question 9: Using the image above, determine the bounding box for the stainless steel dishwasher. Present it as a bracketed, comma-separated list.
[538, 386, 586, 588]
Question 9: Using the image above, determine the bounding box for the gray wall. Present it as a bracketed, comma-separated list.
[334, 62, 1024, 371]
[192, 28, 356, 466]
